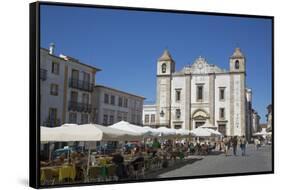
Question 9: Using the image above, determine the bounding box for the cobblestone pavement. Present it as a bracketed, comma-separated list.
[146, 144, 272, 179]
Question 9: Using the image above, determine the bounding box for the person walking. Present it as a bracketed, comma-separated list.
[223, 136, 229, 156]
[232, 136, 238, 156]
[240, 136, 247, 156]
[254, 138, 260, 150]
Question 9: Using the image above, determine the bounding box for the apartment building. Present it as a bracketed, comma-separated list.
[40, 44, 100, 127]
[93, 85, 145, 126]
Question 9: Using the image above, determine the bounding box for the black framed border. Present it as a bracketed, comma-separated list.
[29, 1, 274, 189]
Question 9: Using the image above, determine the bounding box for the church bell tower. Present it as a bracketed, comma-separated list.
[229, 47, 246, 73]
[156, 49, 175, 128]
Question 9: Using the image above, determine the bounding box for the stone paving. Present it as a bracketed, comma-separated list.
[146, 144, 272, 179]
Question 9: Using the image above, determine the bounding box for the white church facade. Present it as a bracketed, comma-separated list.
[143, 48, 252, 137]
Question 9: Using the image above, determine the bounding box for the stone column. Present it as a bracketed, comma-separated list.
[230, 74, 234, 136]
[155, 77, 161, 126]
[62, 65, 68, 123]
[209, 74, 215, 125]
[240, 73, 246, 137]
[185, 75, 191, 130]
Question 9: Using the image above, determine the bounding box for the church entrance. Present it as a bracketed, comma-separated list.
[192, 109, 210, 129]
[195, 121, 205, 128]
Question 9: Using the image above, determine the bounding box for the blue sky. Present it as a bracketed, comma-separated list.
[40, 5, 272, 123]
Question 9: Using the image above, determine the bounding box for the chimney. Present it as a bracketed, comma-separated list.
[49, 43, 55, 55]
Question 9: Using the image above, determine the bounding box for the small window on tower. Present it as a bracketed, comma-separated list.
[235, 60, 240, 69]
[162, 63, 167, 73]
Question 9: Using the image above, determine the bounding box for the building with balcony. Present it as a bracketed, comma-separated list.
[40, 44, 100, 127]
[93, 85, 145, 126]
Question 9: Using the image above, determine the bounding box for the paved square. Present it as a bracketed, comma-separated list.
[147, 144, 272, 178]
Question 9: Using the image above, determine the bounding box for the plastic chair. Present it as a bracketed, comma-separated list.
[41, 168, 59, 185]
[88, 166, 101, 182]
[107, 165, 118, 181]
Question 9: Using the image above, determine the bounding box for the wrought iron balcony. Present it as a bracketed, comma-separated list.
[40, 69, 47, 81]
[68, 101, 92, 113]
[69, 78, 93, 92]
[43, 118, 61, 127]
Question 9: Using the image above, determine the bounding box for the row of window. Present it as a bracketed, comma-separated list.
[50, 84, 91, 101]
[69, 112, 89, 124]
[174, 86, 226, 102]
[51, 61, 92, 82]
[47, 108, 90, 125]
[50, 84, 91, 106]
[103, 114, 126, 126]
[144, 114, 156, 123]
[104, 93, 128, 108]
[159, 108, 225, 120]
[70, 91, 90, 104]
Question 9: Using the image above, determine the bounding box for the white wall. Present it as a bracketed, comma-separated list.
[40, 49, 65, 125]
[171, 75, 186, 129]
[95, 87, 144, 125]
[215, 74, 231, 135]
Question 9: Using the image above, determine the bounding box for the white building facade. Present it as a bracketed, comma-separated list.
[142, 104, 157, 128]
[148, 48, 250, 137]
[93, 85, 145, 126]
[40, 45, 100, 127]
[252, 109, 260, 133]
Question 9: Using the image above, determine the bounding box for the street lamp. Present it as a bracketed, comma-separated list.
[160, 110, 165, 117]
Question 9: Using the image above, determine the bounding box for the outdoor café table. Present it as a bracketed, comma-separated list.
[41, 165, 76, 181]
[40, 166, 59, 183]
[90, 164, 115, 179]
[96, 156, 113, 165]
[58, 165, 76, 182]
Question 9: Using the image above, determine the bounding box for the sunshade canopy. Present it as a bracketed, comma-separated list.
[199, 121, 218, 129]
[191, 127, 222, 137]
[109, 121, 151, 137]
[41, 123, 141, 142]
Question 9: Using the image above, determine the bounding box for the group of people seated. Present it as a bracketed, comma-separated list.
[40, 151, 89, 181]
[40, 138, 220, 182]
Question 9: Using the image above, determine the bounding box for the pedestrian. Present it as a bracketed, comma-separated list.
[232, 136, 238, 156]
[240, 135, 247, 156]
[223, 136, 229, 156]
[254, 138, 260, 150]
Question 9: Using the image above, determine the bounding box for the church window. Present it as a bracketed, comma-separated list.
[162, 63, 167, 73]
[176, 89, 181, 101]
[176, 109, 181, 119]
[219, 108, 225, 119]
[235, 60, 240, 69]
[219, 87, 225, 101]
[197, 85, 203, 101]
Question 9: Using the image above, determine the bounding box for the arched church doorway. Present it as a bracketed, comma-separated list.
[192, 109, 210, 129]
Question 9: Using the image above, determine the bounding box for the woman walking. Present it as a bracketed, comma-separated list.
[223, 136, 229, 156]
[240, 136, 247, 156]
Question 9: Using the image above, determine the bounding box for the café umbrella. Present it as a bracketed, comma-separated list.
[176, 128, 196, 137]
[143, 126, 161, 137]
[199, 121, 218, 130]
[41, 123, 141, 142]
[157, 127, 177, 138]
[41, 123, 142, 177]
[109, 121, 152, 137]
[191, 127, 210, 137]
[191, 127, 221, 137]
